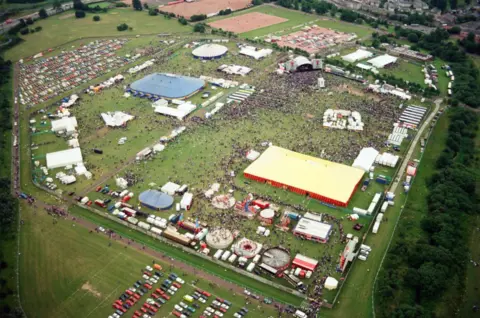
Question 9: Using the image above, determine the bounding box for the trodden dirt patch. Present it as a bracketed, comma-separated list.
[58, 13, 75, 20]
[208, 12, 288, 33]
[81, 281, 102, 298]
[159, 0, 252, 19]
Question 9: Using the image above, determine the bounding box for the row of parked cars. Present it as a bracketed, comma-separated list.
[172, 288, 210, 318]
[109, 264, 186, 318]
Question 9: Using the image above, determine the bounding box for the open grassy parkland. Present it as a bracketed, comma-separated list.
[2, 3, 453, 318]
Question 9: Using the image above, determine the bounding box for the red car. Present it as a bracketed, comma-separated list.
[161, 294, 170, 300]
[141, 307, 147, 314]
[125, 289, 133, 296]
[143, 271, 152, 277]
[172, 310, 182, 317]
[202, 291, 211, 297]
[143, 283, 152, 290]
[172, 282, 181, 288]
[95, 186, 102, 192]
[150, 307, 158, 313]
[151, 293, 159, 299]
[155, 288, 162, 294]
[143, 303, 151, 309]
[133, 293, 140, 300]
[115, 300, 123, 305]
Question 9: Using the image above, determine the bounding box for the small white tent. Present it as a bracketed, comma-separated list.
[324, 277, 339, 290]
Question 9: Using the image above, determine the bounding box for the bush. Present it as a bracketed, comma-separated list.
[25, 18, 34, 25]
[34, 26, 42, 31]
[178, 16, 188, 25]
[408, 32, 419, 43]
[190, 14, 206, 22]
[193, 23, 206, 33]
[252, 0, 263, 5]
[448, 26, 461, 34]
[117, 23, 128, 31]
[148, 8, 158, 16]
[19, 28, 29, 35]
[115, 2, 128, 7]
[93, 15, 100, 21]
[39, 8, 48, 19]
[219, 9, 232, 15]
[75, 10, 86, 18]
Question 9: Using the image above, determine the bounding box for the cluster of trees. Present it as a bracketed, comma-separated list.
[75, 10, 86, 18]
[211, 28, 237, 38]
[456, 14, 477, 24]
[387, 12, 434, 26]
[16, 16, 43, 35]
[394, 26, 480, 107]
[459, 32, 480, 55]
[377, 108, 478, 318]
[338, 8, 388, 28]
[117, 23, 129, 31]
[277, 0, 336, 15]
[190, 14, 207, 22]
[133, 0, 143, 11]
[19, 25, 42, 35]
[193, 23, 206, 33]
[148, 8, 159, 16]
[218, 9, 232, 16]
[178, 16, 188, 25]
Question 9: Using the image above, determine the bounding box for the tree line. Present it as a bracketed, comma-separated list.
[0, 52, 21, 318]
[376, 108, 479, 318]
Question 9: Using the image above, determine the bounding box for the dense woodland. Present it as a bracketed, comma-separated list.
[377, 108, 479, 318]
[0, 54, 21, 318]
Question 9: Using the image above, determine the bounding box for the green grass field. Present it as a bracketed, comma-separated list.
[22, 33, 416, 306]
[381, 59, 425, 85]
[4, 8, 190, 61]
[18, 202, 282, 317]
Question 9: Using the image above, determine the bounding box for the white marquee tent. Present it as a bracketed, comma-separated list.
[367, 54, 397, 68]
[46, 148, 83, 169]
[352, 147, 379, 172]
[342, 49, 373, 63]
[51, 116, 77, 134]
[239, 46, 273, 60]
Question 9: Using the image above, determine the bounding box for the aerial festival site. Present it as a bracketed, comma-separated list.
[2, 1, 479, 318]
